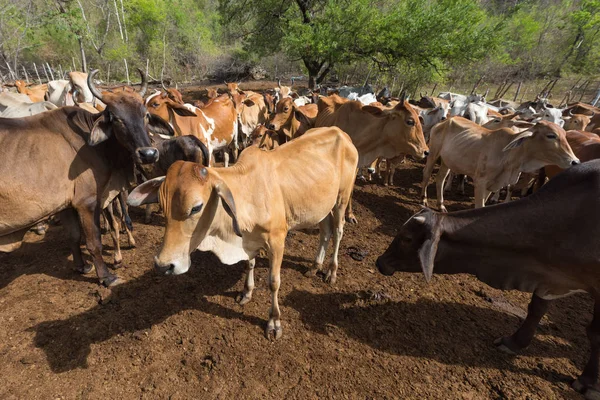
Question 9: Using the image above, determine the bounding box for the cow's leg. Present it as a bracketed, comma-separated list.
[306, 214, 333, 277]
[265, 234, 285, 340]
[458, 174, 466, 195]
[489, 191, 501, 204]
[223, 150, 230, 168]
[444, 171, 454, 193]
[494, 293, 549, 354]
[59, 208, 92, 274]
[474, 181, 491, 208]
[420, 155, 437, 207]
[78, 203, 118, 286]
[118, 192, 136, 247]
[237, 258, 256, 305]
[572, 298, 600, 398]
[435, 163, 451, 213]
[145, 204, 153, 224]
[104, 203, 123, 267]
[504, 184, 513, 203]
[325, 205, 346, 285]
[345, 189, 358, 224]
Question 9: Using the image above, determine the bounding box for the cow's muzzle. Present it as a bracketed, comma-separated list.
[376, 257, 395, 276]
[154, 258, 175, 275]
[137, 147, 159, 164]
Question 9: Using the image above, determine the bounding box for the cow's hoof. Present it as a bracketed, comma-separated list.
[265, 320, 282, 340]
[440, 206, 448, 213]
[100, 274, 120, 287]
[493, 337, 520, 355]
[572, 378, 600, 399]
[345, 214, 358, 224]
[324, 270, 337, 285]
[304, 267, 318, 277]
[112, 260, 123, 270]
[236, 292, 252, 305]
[76, 264, 94, 274]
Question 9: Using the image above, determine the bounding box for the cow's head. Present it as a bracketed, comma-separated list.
[145, 89, 198, 123]
[69, 72, 94, 103]
[206, 88, 219, 99]
[502, 120, 579, 170]
[377, 208, 441, 281]
[361, 99, 429, 159]
[564, 110, 593, 131]
[128, 161, 241, 275]
[87, 69, 173, 165]
[225, 81, 240, 93]
[263, 91, 277, 114]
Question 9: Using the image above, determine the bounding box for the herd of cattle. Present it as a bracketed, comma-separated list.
[2, 70, 600, 398]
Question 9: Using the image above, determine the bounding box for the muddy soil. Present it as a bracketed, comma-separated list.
[0, 155, 590, 400]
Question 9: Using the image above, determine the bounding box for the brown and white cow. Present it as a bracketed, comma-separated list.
[0, 69, 171, 286]
[128, 127, 359, 339]
[230, 90, 269, 147]
[421, 117, 579, 211]
[145, 91, 238, 166]
[377, 161, 600, 399]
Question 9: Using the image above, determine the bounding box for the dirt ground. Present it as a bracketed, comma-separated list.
[0, 157, 591, 400]
[0, 81, 593, 399]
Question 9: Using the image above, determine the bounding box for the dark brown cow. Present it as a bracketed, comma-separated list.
[0, 69, 171, 286]
[377, 160, 600, 399]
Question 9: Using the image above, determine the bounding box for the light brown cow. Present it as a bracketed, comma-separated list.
[316, 94, 428, 221]
[266, 97, 318, 140]
[250, 125, 280, 150]
[421, 117, 579, 211]
[128, 127, 359, 339]
[545, 130, 600, 180]
[225, 81, 240, 93]
[15, 80, 47, 102]
[231, 90, 269, 146]
[564, 111, 593, 131]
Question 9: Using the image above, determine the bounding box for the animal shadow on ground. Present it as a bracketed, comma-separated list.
[31, 251, 258, 373]
[284, 289, 587, 386]
[0, 226, 101, 290]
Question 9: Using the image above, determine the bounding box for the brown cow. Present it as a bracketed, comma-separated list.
[421, 117, 579, 211]
[266, 97, 317, 140]
[544, 130, 600, 180]
[14, 80, 47, 103]
[0, 69, 171, 286]
[128, 127, 359, 339]
[146, 91, 239, 166]
[316, 94, 428, 222]
[377, 161, 600, 399]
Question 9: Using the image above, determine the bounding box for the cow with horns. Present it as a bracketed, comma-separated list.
[0, 68, 172, 286]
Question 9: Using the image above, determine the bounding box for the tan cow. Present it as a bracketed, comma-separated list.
[14, 80, 47, 102]
[316, 94, 428, 221]
[564, 110, 593, 131]
[250, 125, 280, 150]
[421, 117, 579, 211]
[266, 97, 318, 140]
[231, 90, 269, 146]
[128, 127, 359, 339]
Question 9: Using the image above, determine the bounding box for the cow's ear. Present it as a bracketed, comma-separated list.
[503, 130, 534, 151]
[214, 181, 242, 237]
[147, 113, 175, 136]
[89, 113, 112, 146]
[414, 214, 441, 283]
[362, 105, 384, 117]
[128, 176, 165, 206]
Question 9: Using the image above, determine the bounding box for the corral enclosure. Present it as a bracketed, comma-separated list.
[2, 0, 600, 398]
[0, 79, 592, 398]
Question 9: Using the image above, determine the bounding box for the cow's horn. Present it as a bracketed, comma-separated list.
[72, 88, 80, 106]
[137, 68, 148, 97]
[569, 108, 575, 117]
[88, 69, 104, 101]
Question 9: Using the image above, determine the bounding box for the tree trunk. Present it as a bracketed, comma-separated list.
[79, 37, 87, 73]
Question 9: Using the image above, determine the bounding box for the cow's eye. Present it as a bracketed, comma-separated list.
[284, 107, 289, 112]
[190, 204, 203, 215]
[406, 119, 415, 126]
[546, 134, 557, 139]
[151, 103, 159, 108]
